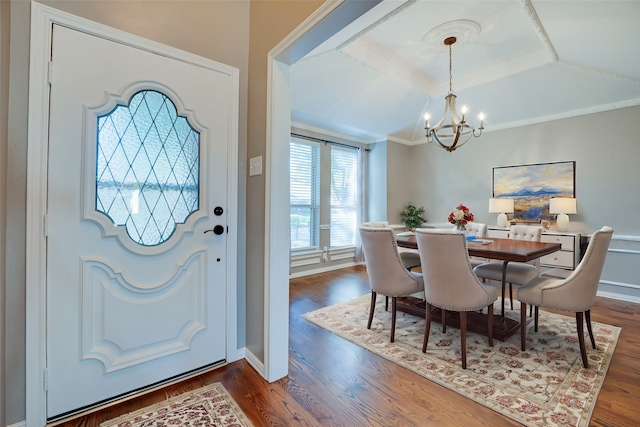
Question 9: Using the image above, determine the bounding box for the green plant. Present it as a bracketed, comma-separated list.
[400, 202, 426, 230]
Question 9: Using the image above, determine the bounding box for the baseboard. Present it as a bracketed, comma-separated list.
[7, 421, 26, 427]
[597, 290, 640, 304]
[235, 346, 246, 362]
[289, 261, 363, 279]
[243, 348, 266, 379]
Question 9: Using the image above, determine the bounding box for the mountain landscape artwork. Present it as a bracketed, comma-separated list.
[493, 161, 575, 223]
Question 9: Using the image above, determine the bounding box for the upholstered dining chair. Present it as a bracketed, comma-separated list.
[465, 222, 488, 268]
[473, 225, 543, 310]
[415, 228, 498, 369]
[517, 226, 613, 369]
[361, 221, 421, 269]
[359, 227, 425, 342]
[465, 222, 487, 238]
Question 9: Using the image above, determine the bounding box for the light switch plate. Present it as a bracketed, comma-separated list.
[249, 156, 262, 176]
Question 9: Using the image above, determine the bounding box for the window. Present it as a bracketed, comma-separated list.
[289, 136, 360, 252]
[289, 140, 320, 250]
[330, 147, 357, 247]
[96, 90, 200, 246]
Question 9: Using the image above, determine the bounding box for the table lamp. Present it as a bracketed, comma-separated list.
[549, 197, 577, 231]
[489, 198, 514, 228]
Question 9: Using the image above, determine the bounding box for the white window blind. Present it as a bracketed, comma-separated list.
[290, 140, 320, 250]
[330, 146, 358, 247]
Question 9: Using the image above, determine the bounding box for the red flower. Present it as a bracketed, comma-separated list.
[448, 204, 475, 228]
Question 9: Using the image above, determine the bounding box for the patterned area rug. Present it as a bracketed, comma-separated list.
[100, 382, 253, 427]
[303, 295, 620, 427]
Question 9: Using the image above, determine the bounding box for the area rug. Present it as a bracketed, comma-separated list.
[100, 382, 253, 427]
[303, 295, 620, 427]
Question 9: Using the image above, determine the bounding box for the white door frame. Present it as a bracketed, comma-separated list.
[26, 3, 239, 425]
[263, 0, 381, 381]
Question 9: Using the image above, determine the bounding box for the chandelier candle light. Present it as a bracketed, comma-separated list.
[425, 36, 484, 152]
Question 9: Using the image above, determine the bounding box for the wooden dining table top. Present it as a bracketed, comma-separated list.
[396, 235, 562, 263]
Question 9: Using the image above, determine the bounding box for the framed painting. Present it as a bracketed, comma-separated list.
[492, 161, 575, 223]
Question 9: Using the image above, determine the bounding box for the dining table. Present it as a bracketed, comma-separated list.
[395, 234, 562, 341]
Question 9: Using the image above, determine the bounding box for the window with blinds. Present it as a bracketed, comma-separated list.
[330, 147, 357, 247]
[290, 141, 320, 250]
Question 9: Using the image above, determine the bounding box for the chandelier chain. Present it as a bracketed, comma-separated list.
[448, 43, 453, 95]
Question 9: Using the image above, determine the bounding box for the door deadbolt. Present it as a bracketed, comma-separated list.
[214, 206, 223, 216]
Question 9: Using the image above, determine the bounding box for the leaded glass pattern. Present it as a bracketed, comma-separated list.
[96, 90, 200, 246]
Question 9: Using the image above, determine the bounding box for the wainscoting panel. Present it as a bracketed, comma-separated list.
[598, 234, 640, 302]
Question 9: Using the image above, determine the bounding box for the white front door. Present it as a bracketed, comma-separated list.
[46, 24, 234, 418]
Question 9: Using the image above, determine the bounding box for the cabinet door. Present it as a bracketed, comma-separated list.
[487, 228, 509, 238]
[540, 250, 576, 269]
[541, 234, 575, 251]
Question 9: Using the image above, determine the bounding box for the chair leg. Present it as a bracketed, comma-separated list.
[385, 296, 389, 311]
[367, 291, 377, 329]
[520, 301, 527, 352]
[585, 310, 596, 349]
[460, 311, 467, 369]
[390, 297, 397, 343]
[422, 302, 432, 353]
[487, 303, 494, 347]
[529, 304, 533, 317]
[576, 312, 589, 369]
[534, 306, 539, 332]
[442, 308, 447, 333]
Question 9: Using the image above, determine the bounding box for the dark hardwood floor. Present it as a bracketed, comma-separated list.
[60, 265, 640, 426]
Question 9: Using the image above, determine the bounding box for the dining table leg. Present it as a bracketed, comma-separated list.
[501, 261, 509, 317]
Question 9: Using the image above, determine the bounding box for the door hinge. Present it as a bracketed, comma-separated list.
[47, 61, 53, 85]
[43, 368, 49, 391]
[43, 214, 48, 237]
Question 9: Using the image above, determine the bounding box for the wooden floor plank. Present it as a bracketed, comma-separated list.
[60, 265, 640, 426]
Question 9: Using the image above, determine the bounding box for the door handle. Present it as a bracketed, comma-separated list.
[204, 225, 225, 235]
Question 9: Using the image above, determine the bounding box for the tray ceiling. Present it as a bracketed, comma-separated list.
[291, 0, 640, 144]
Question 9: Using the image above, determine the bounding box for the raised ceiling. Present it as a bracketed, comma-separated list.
[291, 0, 640, 144]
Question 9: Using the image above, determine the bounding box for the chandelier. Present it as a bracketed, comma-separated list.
[424, 36, 484, 152]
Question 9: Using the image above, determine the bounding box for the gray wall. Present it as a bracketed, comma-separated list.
[386, 139, 422, 225]
[367, 140, 387, 222]
[0, 2, 8, 423]
[409, 106, 640, 236]
[386, 105, 640, 301]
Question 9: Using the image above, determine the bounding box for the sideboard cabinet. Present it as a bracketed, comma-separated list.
[487, 227, 581, 271]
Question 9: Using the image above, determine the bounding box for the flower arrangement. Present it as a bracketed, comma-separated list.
[448, 204, 474, 230]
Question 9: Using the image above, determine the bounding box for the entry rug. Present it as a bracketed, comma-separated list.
[303, 295, 620, 427]
[100, 382, 253, 427]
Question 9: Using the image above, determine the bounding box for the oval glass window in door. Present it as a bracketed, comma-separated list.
[95, 90, 200, 246]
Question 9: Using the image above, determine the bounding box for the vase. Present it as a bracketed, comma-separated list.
[456, 224, 466, 231]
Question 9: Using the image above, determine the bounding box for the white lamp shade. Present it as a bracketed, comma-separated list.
[549, 198, 577, 214]
[488, 198, 514, 213]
